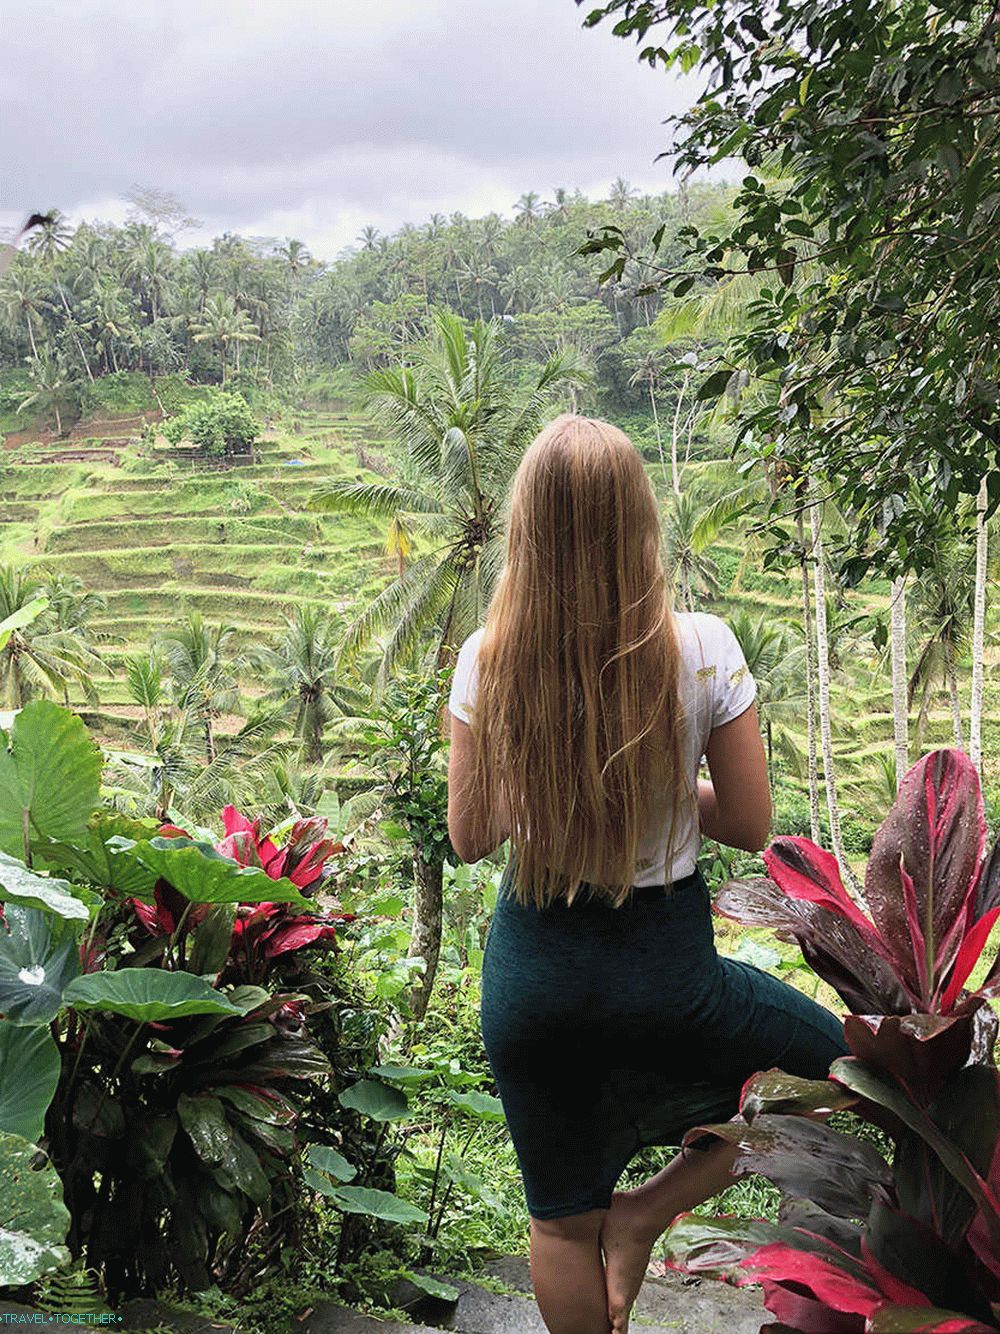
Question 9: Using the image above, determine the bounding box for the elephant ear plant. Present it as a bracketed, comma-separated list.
[0, 703, 364, 1302]
[664, 749, 1000, 1333]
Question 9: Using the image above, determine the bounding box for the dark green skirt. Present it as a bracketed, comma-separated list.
[480, 859, 848, 1220]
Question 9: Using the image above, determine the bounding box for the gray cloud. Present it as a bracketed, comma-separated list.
[5, 0, 702, 256]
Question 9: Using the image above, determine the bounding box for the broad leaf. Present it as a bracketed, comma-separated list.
[0, 702, 102, 861]
[740, 1070, 857, 1121]
[368, 1063, 436, 1085]
[0, 1132, 71, 1286]
[0, 850, 91, 922]
[325, 1184, 428, 1225]
[339, 1079, 410, 1121]
[109, 836, 315, 908]
[177, 1092, 230, 1166]
[0, 598, 48, 652]
[684, 1113, 891, 1220]
[0, 1024, 60, 1140]
[399, 1270, 460, 1302]
[864, 750, 984, 998]
[445, 1089, 505, 1121]
[306, 1144, 356, 1181]
[40, 814, 159, 898]
[63, 969, 244, 1022]
[0, 905, 80, 1025]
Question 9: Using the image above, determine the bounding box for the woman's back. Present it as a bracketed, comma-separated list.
[448, 608, 758, 886]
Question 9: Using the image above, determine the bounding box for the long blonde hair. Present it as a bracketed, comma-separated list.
[466, 413, 693, 908]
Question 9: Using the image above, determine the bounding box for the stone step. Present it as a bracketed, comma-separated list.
[303, 1256, 763, 1334]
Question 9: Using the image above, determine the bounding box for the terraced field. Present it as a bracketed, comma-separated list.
[0, 404, 395, 744]
[1, 404, 997, 800]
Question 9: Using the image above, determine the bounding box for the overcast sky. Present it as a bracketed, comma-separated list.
[4, 0, 709, 259]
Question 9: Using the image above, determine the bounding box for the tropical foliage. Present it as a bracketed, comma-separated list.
[664, 748, 1000, 1331]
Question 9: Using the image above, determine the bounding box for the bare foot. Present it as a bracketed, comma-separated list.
[599, 1190, 660, 1334]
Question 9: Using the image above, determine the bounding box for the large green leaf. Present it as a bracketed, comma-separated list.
[323, 1184, 428, 1225]
[0, 906, 81, 1025]
[177, 1092, 230, 1166]
[338, 1079, 410, 1121]
[306, 1144, 356, 1182]
[63, 968, 245, 1022]
[0, 701, 102, 860]
[0, 598, 48, 653]
[368, 1063, 436, 1086]
[0, 1024, 60, 1140]
[445, 1089, 505, 1122]
[0, 1131, 71, 1286]
[41, 813, 159, 898]
[109, 836, 316, 907]
[0, 850, 92, 922]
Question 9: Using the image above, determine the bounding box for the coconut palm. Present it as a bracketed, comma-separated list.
[160, 612, 256, 762]
[260, 605, 364, 764]
[42, 573, 108, 706]
[307, 310, 586, 680]
[0, 565, 101, 709]
[191, 293, 260, 383]
[624, 329, 676, 491]
[908, 530, 976, 752]
[16, 350, 72, 435]
[0, 266, 50, 359]
[661, 491, 723, 611]
[728, 609, 807, 788]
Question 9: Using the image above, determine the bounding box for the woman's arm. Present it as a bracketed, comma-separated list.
[447, 714, 511, 863]
[700, 702, 772, 852]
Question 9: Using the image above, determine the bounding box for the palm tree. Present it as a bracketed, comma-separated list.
[0, 267, 49, 359]
[0, 565, 100, 709]
[192, 293, 260, 383]
[728, 610, 807, 787]
[260, 605, 362, 764]
[160, 612, 253, 762]
[514, 192, 541, 227]
[26, 210, 71, 266]
[357, 226, 381, 252]
[661, 491, 723, 610]
[42, 573, 107, 706]
[17, 350, 71, 435]
[624, 332, 675, 491]
[908, 530, 976, 752]
[125, 237, 175, 322]
[609, 177, 638, 213]
[308, 310, 586, 679]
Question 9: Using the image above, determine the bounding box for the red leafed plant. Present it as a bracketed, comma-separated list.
[664, 749, 1000, 1333]
[131, 804, 356, 985]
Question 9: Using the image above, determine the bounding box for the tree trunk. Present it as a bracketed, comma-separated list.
[408, 850, 444, 1020]
[969, 476, 988, 775]
[54, 402, 62, 436]
[796, 509, 822, 842]
[946, 643, 964, 749]
[204, 718, 215, 764]
[670, 373, 687, 497]
[890, 573, 909, 788]
[809, 490, 859, 892]
[649, 382, 669, 491]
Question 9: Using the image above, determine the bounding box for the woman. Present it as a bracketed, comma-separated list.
[446, 415, 847, 1334]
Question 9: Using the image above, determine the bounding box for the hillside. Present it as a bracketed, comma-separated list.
[3, 401, 997, 805]
[0, 401, 391, 744]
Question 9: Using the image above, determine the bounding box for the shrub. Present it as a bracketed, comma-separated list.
[0, 702, 378, 1301]
[665, 749, 1000, 1331]
[163, 392, 260, 458]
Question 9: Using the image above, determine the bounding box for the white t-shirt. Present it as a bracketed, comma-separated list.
[447, 611, 757, 886]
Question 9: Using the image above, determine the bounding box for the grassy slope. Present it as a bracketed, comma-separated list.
[2, 399, 997, 788]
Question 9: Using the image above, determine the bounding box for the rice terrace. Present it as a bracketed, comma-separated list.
[1, 2, 1000, 1332]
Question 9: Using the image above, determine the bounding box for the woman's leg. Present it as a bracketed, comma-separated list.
[599, 1140, 738, 1334]
[529, 1208, 612, 1334]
